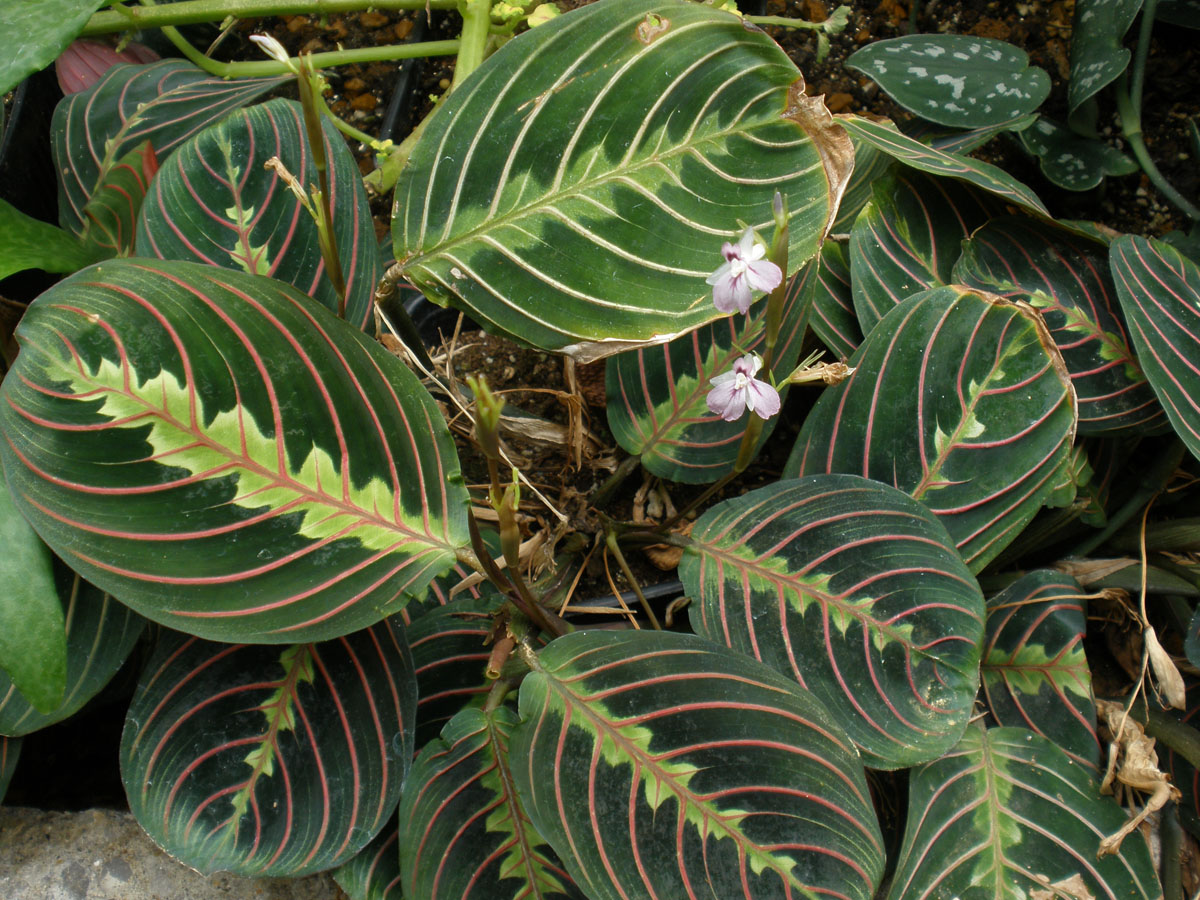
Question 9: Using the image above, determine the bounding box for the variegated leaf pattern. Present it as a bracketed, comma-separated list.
[785, 286, 1077, 572]
[511, 630, 885, 900]
[80, 139, 158, 258]
[850, 170, 1002, 336]
[809, 238, 862, 359]
[137, 98, 377, 331]
[408, 592, 505, 750]
[52, 59, 285, 235]
[605, 267, 810, 483]
[684, 474, 984, 769]
[393, 0, 852, 360]
[980, 570, 1099, 770]
[0, 561, 144, 737]
[1110, 235, 1200, 462]
[120, 620, 416, 877]
[335, 819, 404, 900]
[0, 735, 19, 803]
[836, 114, 1049, 216]
[886, 726, 1161, 900]
[1067, 0, 1142, 116]
[400, 705, 585, 900]
[0, 259, 468, 643]
[956, 217, 1164, 435]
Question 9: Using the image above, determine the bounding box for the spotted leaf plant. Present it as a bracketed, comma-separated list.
[0, 1, 1198, 899]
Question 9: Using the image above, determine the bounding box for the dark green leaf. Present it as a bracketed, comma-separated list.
[400, 705, 585, 899]
[887, 726, 1161, 900]
[837, 114, 1049, 216]
[394, 0, 853, 360]
[0, 0, 108, 96]
[0, 196, 102, 280]
[1018, 116, 1138, 190]
[121, 620, 416, 877]
[512, 630, 885, 900]
[0, 478, 66, 713]
[0, 259, 469, 643]
[955, 216, 1164, 435]
[1068, 0, 1143, 117]
[1110, 235, 1200, 462]
[0, 562, 144, 736]
[1159, 0, 1200, 27]
[138, 98, 377, 331]
[850, 171, 1002, 335]
[52, 60, 286, 235]
[684, 474, 984, 769]
[605, 267, 810, 483]
[847, 36, 1049, 128]
[981, 570, 1099, 770]
[786, 286, 1077, 572]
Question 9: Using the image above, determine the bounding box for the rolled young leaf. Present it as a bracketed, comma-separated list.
[393, 0, 853, 361]
[121, 620, 416, 877]
[399, 705, 585, 900]
[511, 629, 885, 900]
[1109, 235, 1200, 463]
[0, 259, 469, 643]
[138, 98, 378, 331]
[684, 474, 984, 769]
[786, 285, 1077, 572]
[887, 725, 1161, 900]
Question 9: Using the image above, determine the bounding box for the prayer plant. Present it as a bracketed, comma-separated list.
[2, 1, 1200, 899]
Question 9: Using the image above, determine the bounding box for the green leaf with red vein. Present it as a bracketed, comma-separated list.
[980, 570, 1099, 771]
[886, 725, 1160, 900]
[605, 267, 810, 483]
[836, 114, 1049, 216]
[831, 137, 893, 233]
[392, 0, 853, 361]
[0, 562, 144, 737]
[684, 474, 984, 769]
[1110, 235, 1200, 463]
[850, 171, 1002, 336]
[52, 59, 286, 236]
[511, 629, 885, 900]
[809, 238, 861, 360]
[956, 217, 1164, 435]
[81, 139, 158, 258]
[0, 735, 19, 803]
[0, 259, 469, 643]
[120, 620, 416, 877]
[138, 98, 377, 331]
[335, 819, 404, 900]
[408, 592, 505, 750]
[400, 705, 585, 900]
[785, 285, 1077, 572]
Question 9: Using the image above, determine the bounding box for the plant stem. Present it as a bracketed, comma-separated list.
[1144, 709, 1200, 770]
[155, 24, 460, 79]
[452, 0, 493, 89]
[1116, 79, 1200, 222]
[1130, 0, 1158, 120]
[590, 454, 642, 511]
[85, 0, 458, 34]
[605, 531, 662, 630]
[1162, 802, 1183, 900]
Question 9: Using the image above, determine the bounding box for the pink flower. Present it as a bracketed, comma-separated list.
[705, 227, 783, 315]
[706, 354, 781, 422]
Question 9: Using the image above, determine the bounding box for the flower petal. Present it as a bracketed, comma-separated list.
[711, 275, 744, 314]
[736, 227, 757, 259]
[745, 378, 781, 419]
[706, 381, 745, 421]
[745, 259, 783, 293]
[705, 260, 733, 287]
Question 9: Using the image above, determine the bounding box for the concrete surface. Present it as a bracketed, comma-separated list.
[0, 807, 350, 900]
